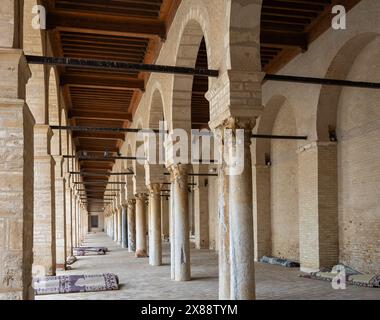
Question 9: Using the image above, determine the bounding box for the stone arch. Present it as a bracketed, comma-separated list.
[254, 95, 299, 261]
[132, 119, 147, 195]
[270, 98, 299, 261]
[148, 85, 166, 130]
[316, 33, 378, 142]
[124, 143, 135, 200]
[171, 18, 210, 132]
[333, 35, 380, 273]
[23, 0, 48, 124]
[60, 108, 68, 155]
[255, 95, 287, 165]
[253, 95, 286, 260]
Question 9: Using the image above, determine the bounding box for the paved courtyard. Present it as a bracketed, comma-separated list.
[37, 233, 380, 300]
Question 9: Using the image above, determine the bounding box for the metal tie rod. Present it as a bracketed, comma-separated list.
[26, 55, 219, 78]
[55, 126, 307, 140]
[70, 172, 134, 176]
[26, 56, 380, 89]
[265, 74, 380, 90]
[51, 126, 167, 134]
[64, 155, 146, 161]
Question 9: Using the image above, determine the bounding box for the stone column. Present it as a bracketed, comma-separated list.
[72, 192, 77, 247]
[127, 199, 136, 252]
[53, 156, 67, 271]
[76, 202, 80, 244]
[226, 120, 256, 300]
[113, 211, 117, 242]
[118, 206, 123, 245]
[0, 48, 34, 300]
[65, 178, 73, 257]
[218, 164, 230, 300]
[33, 125, 56, 276]
[135, 194, 148, 257]
[169, 179, 176, 280]
[110, 213, 115, 240]
[121, 205, 128, 249]
[194, 176, 210, 249]
[161, 195, 169, 240]
[148, 184, 162, 266]
[172, 165, 191, 281]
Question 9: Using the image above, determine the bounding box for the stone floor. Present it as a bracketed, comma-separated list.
[37, 233, 380, 300]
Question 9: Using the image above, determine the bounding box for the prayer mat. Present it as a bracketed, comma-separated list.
[34, 273, 119, 295]
[259, 255, 300, 268]
[74, 247, 108, 256]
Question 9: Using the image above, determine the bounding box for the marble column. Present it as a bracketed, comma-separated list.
[135, 193, 148, 257]
[0, 47, 34, 300]
[169, 180, 176, 280]
[117, 206, 122, 245]
[227, 120, 256, 300]
[148, 184, 162, 266]
[218, 164, 230, 300]
[172, 165, 191, 281]
[33, 125, 56, 276]
[194, 176, 209, 249]
[121, 205, 128, 249]
[127, 199, 136, 252]
[113, 211, 117, 242]
[161, 195, 169, 240]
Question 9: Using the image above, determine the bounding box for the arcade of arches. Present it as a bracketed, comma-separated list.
[0, 0, 379, 300]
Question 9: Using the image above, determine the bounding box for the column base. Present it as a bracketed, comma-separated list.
[300, 266, 320, 274]
[56, 264, 67, 271]
[136, 250, 148, 258]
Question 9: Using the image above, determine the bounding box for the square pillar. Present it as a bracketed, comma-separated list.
[65, 175, 73, 257]
[298, 142, 339, 272]
[0, 48, 34, 300]
[33, 125, 56, 276]
[53, 156, 66, 270]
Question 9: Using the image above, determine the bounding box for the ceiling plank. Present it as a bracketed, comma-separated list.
[62, 74, 145, 91]
[47, 10, 166, 39]
[69, 110, 132, 121]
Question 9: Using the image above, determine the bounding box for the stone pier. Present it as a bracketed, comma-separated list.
[148, 184, 162, 266]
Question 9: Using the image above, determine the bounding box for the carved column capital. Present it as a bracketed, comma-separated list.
[135, 193, 148, 201]
[127, 199, 136, 209]
[148, 183, 162, 195]
[169, 164, 190, 190]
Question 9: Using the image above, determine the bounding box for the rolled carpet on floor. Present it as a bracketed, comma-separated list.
[34, 273, 119, 295]
[74, 247, 108, 256]
[259, 256, 300, 268]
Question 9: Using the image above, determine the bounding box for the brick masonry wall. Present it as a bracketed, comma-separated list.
[270, 102, 299, 261]
[336, 37, 380, 273]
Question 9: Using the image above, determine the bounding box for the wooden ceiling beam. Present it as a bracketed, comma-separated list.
[47, 10, 166, 39]
[62, 74, 145, 91]
[73, 132, 125, 141]
[261, 30, 308, 50]
[69, 110, 132, 121]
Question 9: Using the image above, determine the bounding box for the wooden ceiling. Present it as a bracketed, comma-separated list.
[43, 0, 361, 210]
[260, 0, 362, 73]
[193, 0, 362, 128]
[43, 0, 181, 210]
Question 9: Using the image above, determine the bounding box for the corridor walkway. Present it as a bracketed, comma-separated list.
[37, 233, 380, 300]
